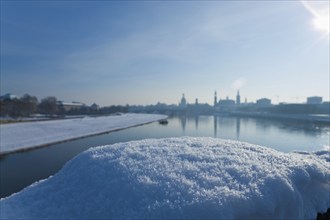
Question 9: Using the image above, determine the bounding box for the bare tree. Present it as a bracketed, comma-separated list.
[20, 94, 38, 116]
[38, 96, 58, 116]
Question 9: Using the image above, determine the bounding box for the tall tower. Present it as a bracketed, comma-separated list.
[214, 91, 217, 107]
[236, 90, 241, 105]
[179, 93, 187, 108]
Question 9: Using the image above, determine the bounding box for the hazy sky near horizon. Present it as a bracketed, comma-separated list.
[1, 1, 329, 106]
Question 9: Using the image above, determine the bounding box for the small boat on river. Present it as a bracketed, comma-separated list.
[158, 119, 169, 125]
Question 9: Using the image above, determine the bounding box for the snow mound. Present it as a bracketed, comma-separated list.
[1, 137, 329, 219]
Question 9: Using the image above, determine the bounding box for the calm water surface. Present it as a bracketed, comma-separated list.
[1, 115, 329, 198]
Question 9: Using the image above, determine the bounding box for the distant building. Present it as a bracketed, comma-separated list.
[256, 98, 272, 107]
[236, 90, 241, 105]
[307, 96, 322, 104]
[58, 101, 85, 111]
[90, 103, 99, 111]
[179, 93, 187, 108]
[195, 98, 198, 105]
[214, 91, 217, 107]
[218, 96, 235, 106]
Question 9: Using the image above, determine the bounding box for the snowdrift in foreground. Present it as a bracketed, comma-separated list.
[0, 113, 167, 154]
[1, 137, 329, 219]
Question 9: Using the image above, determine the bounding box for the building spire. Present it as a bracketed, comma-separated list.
[236, 90, 241, 105]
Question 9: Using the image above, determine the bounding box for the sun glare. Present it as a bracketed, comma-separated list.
[313, 14, 330, 34]
[301, 0, 330, 35]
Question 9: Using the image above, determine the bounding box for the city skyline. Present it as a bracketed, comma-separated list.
[1, 90, 327, 108]
[1, 1, 329, 106]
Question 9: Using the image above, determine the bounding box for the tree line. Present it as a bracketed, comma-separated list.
[0, 94, 128, 118]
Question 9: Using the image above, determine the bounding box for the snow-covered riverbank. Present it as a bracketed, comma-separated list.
[1, 137, 329, 219]
[0, 113, 167, 155]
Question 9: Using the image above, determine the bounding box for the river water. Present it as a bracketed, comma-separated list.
[1, 115, 329, 198]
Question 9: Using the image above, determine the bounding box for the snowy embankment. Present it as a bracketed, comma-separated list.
[0, 113, 167, 155]
[1, 137, 329, 219]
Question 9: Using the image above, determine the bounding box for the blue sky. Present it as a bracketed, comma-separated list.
[1, 1, 329, 106]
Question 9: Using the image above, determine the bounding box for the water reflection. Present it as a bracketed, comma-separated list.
[180, 115, 186, 134]
[175, 115, 328, 152]
[255, 118, 323, 137]
[236, 117, 240, 140]
[195, 116, 199, 130]
[214, 116, 217, 138]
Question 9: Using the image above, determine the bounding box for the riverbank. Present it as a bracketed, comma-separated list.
[0, 114, 110, 124]
[0, 113, 167, 155]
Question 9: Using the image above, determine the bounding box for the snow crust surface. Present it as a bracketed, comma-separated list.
[0, 113, 167, 154]
[1, 137, 329, 219]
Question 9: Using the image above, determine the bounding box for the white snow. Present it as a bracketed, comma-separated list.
[0, 113, 167, 154]
[1, 137, 329, 219]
